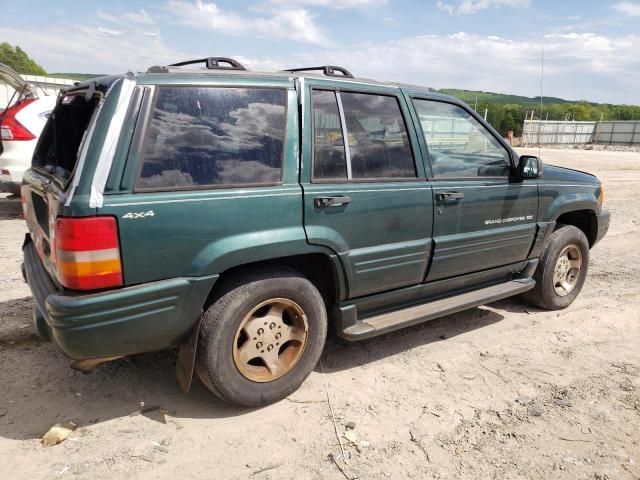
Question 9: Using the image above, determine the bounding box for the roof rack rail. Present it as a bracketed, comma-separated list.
[146, 57, 247, 73]
[284, 65, 353, 79]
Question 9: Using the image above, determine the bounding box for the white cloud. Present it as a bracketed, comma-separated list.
[96, 9, 156, 26]
[94, 9, 159, 40]
[96, 26, 124, 36]
[2, 19, 638, 104]
[167, 0, 326, 45]
[281, 32, 640, 104]
[0, 25, 187, 74]
[232, 56, 285, 71]
[95, 10, 122, 23]
[267, 0, 387, 9]
[437, 0, 529, 15]
[122, 9, 156, 25]
[613, 2, 640, 16]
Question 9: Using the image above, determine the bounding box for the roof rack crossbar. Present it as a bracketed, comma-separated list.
[284, 65, 354, 79]
[168, 57, 247, 70]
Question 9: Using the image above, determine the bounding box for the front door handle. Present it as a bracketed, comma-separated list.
[437, 191, 464, 201]
[314, 196, 352, 208]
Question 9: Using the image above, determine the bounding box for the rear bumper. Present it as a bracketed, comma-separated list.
[594, 209, 610, 246]
[23, 234, 218, 360]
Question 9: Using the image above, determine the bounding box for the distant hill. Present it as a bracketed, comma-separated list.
[48, 73, 107, 81]
[436, 89, 640, 136]
[438, 89, 572, 106]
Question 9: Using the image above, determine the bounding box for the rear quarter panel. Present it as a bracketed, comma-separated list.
[102, 186, 308, 284]
[97, 79, 317, 286]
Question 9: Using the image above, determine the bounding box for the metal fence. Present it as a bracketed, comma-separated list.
[523, 120, 596, 145]
[594, 121, 640, 145]
[420, 116, 475, 149]
[1, 74, 76, 109]
[523, 119, 640, 146]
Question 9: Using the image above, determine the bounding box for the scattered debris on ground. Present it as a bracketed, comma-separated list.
[41, 421, 76, 447]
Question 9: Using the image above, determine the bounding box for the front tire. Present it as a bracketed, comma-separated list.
[196, 268, 327, 406]
[523, 225, 589, 310]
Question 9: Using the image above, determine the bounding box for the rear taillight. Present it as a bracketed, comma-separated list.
[1, 98, 36, 141]
[55, 217, 123, 290]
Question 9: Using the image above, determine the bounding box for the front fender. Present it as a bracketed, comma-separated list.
[539, 185, 600, 223]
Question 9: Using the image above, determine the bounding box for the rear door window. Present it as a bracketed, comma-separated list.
[136, 87, 286, 191]
[311, 89, 416, 181]
[340, 92, 415, 179]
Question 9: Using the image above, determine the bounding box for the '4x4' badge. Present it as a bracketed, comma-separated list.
[122, 210, 155, 219]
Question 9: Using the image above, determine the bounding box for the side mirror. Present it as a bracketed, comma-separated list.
[518, 155, 543, 179]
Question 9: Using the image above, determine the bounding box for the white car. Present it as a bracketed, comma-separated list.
[0, 63, 57, 195]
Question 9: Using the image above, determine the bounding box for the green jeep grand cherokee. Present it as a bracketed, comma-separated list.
[21, 58, 610, 406]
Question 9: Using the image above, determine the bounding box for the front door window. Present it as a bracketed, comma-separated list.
[412, 99, 511, 178]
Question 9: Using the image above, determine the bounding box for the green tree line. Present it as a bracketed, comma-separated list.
[441, 89, 640, 137]
[0, 43, 47, 75]
[481, 102, 640, 137]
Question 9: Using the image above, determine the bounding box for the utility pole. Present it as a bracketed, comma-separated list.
[538, 48, 544, 149]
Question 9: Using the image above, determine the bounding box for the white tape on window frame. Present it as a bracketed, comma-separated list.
[89, 76, 136, 208]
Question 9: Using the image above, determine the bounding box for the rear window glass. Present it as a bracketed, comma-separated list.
[137, 87, 286, 190]
[33, 92, 100, 184]
[311, 90, 416, 181]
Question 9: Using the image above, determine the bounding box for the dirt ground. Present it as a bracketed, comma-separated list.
[1, 148, 639, 480]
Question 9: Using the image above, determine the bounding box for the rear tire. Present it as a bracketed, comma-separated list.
[196, 268, 327, 406]
[523, 225, 589, 310]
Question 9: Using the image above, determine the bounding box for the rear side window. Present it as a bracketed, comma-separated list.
[312, 90, 347, 180]
[137, 87, 286, 190]
[312, 89, 416, 181]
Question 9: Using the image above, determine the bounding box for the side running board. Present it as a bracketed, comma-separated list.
[338, 279, 535, 341]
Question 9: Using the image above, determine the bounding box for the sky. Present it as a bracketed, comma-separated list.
[1, 0, 639, 104]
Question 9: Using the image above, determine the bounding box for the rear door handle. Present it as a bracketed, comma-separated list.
[314, 196, 352, 208]
[437, 191, 464, 201]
